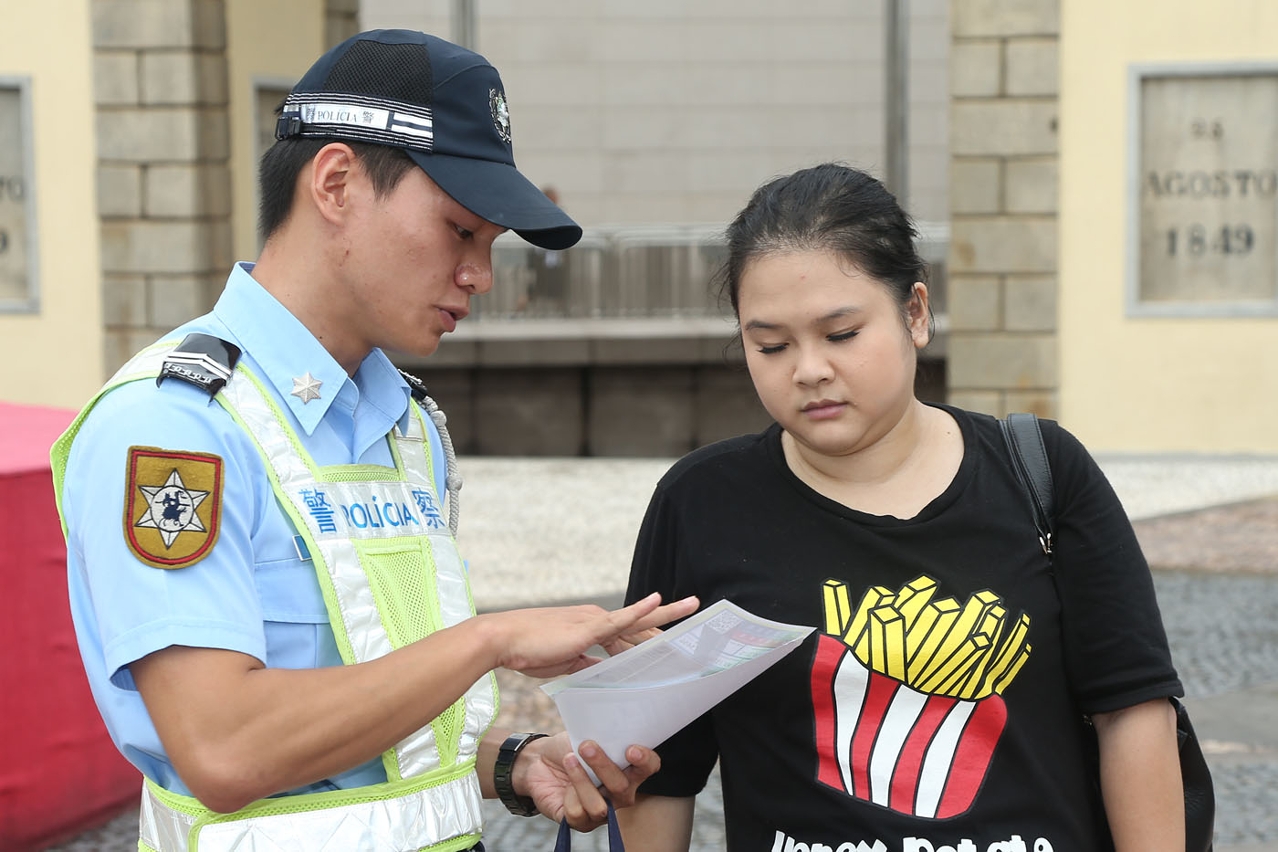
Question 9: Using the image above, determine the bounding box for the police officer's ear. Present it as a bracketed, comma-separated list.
[308, 142, 361, 227]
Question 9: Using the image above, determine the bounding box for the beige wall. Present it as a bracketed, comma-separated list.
[1059, 0, 1278, 453]
[0, 0, 102, 408]
[226, 0, 326, 262]
[362, 0, 952, 226]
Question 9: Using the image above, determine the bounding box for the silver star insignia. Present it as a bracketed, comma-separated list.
[136, 469, 209, 548]
[291, 372, 323, 404]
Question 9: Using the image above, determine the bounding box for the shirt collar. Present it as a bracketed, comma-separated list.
[213, 263, 412, 437]
[352, 349, 416, 445]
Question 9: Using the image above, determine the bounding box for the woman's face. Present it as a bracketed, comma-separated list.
[738, 250, 930, 460]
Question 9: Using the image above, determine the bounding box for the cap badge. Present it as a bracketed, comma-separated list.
[124, 447, 223, 569]
[489, 88, 511, 143]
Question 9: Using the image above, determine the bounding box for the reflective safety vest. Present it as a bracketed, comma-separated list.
[51, 341, 498, 852]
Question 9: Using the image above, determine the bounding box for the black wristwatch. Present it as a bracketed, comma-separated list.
[494, 732, 548, 816]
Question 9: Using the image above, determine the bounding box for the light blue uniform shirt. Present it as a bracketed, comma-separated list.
[63, 263, 448, 797]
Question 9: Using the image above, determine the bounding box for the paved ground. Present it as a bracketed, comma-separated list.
[50, 455, 1278, 852]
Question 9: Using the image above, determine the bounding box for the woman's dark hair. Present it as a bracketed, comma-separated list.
[257, 138, 417, 242]
[717, 163, 930, 330]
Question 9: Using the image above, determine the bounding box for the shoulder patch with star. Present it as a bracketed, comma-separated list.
[123, 446, 223, 569]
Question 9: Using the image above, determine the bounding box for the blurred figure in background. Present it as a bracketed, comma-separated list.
[517, 186, 572, 316]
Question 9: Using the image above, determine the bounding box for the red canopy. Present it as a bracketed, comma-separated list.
[0, 401, 138, 849]
[0, 402, 77, 474]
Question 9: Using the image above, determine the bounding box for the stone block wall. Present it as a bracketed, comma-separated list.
[361, 0, 953, 226]
[413, 362, 775, 458]
[92, 0, 233, 371]
[326, 0, 360, 48]
[947, 0, 1059, 416]
[404, 346, 948, 458]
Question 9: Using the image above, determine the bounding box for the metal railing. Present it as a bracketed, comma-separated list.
[473, 222, 949, 325]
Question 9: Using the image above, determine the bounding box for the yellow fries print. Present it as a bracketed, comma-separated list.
[811, 576, 1032, 819]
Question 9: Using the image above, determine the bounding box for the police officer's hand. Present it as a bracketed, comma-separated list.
[517, 734, 660, 830]
[600, 625, 664, 656]
[482, 593, 699, 679]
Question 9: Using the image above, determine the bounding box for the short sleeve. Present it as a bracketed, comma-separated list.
[625, 487, 679, 607]
[1042, 421, 1183, 714]
[625, 477, 706, 610]
[638, 711, 719, 798]
[63, 378, 270, 687]
[625, 479, 721, 796]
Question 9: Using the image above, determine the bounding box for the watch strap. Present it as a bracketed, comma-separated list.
[494, 732, 548, 816]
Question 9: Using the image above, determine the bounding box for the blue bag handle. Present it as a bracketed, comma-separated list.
[553, 800, 625, 851]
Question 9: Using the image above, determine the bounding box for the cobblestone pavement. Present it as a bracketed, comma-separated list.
[1153, 572, 1278, 850]
[49, 492, 1278, 852]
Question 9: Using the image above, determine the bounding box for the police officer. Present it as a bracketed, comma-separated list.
[53, 29, 696, 852]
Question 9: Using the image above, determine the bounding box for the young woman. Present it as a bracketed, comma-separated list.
[618, 164, 1185, 852]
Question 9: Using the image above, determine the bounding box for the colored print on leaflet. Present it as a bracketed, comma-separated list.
[809, 576, 1032, 819]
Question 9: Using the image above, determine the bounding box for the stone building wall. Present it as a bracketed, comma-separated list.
[92, 0, 234, 372]
[91, 0, 355, 375]
[947, 0, 1059, 416]
[362, 0, 953, 228]
[326, 0, 361, 48]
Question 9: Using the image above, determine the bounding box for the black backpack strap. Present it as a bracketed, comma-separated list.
[999, 412, 1054, 555]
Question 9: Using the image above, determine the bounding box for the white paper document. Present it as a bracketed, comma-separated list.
[540, 599, 815, 778]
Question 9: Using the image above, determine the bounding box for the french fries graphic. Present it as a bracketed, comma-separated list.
[824, 576, 1030, 700]
[811, 576, 1031, 818]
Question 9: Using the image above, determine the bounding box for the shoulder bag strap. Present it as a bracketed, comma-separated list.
[554, 800, 625, 851]
[999, 412, 1054, 555]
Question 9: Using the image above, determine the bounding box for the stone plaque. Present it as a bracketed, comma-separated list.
[0, 84, 33, 308]
[1138, 72, 1278, 308]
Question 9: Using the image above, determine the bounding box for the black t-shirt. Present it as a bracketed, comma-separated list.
[625, 405, 1182, 852]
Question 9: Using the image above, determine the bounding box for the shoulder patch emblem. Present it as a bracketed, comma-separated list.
[124, 446, 223, 569]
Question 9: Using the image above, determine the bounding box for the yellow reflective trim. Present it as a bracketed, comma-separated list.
[188, 758, 477, 827]
[319, 463, 408, 483]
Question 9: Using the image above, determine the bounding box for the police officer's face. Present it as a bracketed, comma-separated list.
[340, 165, 506, 359]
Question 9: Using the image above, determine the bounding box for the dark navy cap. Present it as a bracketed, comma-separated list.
[276, 29, 581, 250]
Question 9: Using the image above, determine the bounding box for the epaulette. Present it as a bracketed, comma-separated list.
[398, 368, 430, 403]
[157, 333, 242, 397]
